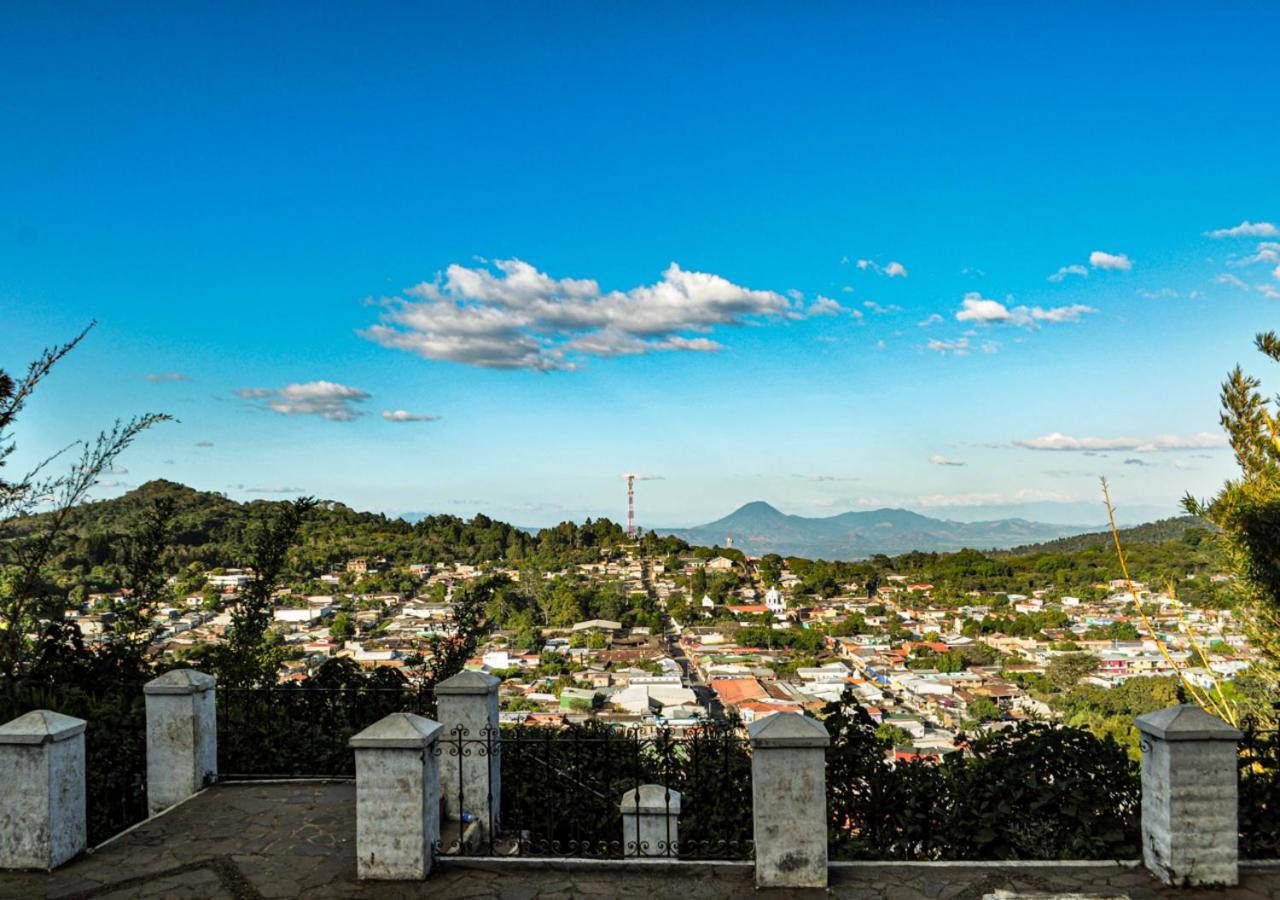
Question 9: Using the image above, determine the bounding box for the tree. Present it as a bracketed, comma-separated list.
[967, 697, 1001, 723]
[0, 326, 169, 677]
[212, 497, 318, 687]
[1046, 653, 1099, 692]
[1186, 330, 1280, 721]
[329, 612, 355, 641]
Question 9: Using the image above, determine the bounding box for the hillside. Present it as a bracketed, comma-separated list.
[659, 501, 1103, 559]
[1000, 515, 1215, 556]
[1, 480, 681, 591]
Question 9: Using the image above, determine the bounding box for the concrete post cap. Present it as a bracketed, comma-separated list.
[144, 668, 217, 696]
[0, 709, 87, 745]
[349, 712, 443, 749]
[748, 711, 831, 748]
[1135, 704, 1243, 742]
[436, 669, 500, 695]
[620, 784, 682, 814]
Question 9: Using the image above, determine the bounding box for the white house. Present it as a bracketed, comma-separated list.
[765, 587, 786, 614]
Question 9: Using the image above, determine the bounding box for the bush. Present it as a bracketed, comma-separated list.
[824, 690, 1140, 860]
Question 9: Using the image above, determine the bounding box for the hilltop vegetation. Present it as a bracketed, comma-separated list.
[3, 480, 688, 599]
[4, 480, 1232, 619]
[1002, 516, 1214, 555]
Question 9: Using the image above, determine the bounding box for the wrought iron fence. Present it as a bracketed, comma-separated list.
[1239, 725, 1280, 859]
[0, 681, 149, 847]
[217, 683, 436, 778]
[435, 723, 755, 860]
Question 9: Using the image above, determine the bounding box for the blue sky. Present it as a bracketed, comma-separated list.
[3, 3, 1279, 527]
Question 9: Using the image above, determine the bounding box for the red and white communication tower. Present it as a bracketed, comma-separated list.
[623, 473, 638, 539]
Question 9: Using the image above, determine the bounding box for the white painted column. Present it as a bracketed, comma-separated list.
[620, 784, 681, 857]
[436, 670, 501, 836]
[349, 712, 443, 880]
[0, 710, 87, 870]
[749, 712, 830, 889]
[1135, 704, 1242, 887]
[144, 668, 217, 815]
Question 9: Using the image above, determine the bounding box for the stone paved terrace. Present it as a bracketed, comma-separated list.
[0, 783, 1277, 900]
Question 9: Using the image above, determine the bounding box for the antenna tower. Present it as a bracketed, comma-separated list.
[625, 474, 637, 539]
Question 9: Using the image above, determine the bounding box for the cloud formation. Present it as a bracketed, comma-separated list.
[955, 293, 1095, 327]
[928, 455, 966, 467]
[1048, 264, 1088, 283]
[926, 336, 997, 357]
[1089, 250, 1132, 271]
[144, 372, 190, 383]
[237, 381, 371, 421]
[1206, 221, 1279, 239]
[382, 409, 440, 423]
[912, 488, 1067, 508]
[1014, 432, 1227, 453]
[855, 259, 909, 277]
[360, 259, 809, 371]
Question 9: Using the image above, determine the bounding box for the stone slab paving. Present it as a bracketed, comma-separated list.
[0, 783, 1275, 900]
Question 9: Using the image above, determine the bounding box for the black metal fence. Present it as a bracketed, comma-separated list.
[0, 681, 149, 847]
[217, 683, 435, 778]
[1239, 726, 1280, 859]
[436, 724, 755, 860]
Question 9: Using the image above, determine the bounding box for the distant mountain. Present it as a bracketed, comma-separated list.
[1000, 515, 1214, 555]
[657, 501, 1105, 559]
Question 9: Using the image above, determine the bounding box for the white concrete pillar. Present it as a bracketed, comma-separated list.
[1135, 704, 1242, 887]
[748, 712, 830, 889]
[0, 710, 87, 870]
[436, 670, 501, 835]
[349, 712, 443, 880]
[620, 784, 681, 857]
[144, 668, 217, 815]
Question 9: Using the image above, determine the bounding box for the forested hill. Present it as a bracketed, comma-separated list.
[4, 480, 686, 580]
[1001, 516, 1214, 556]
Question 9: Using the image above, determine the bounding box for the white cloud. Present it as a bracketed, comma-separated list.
[1048, 264, 1088, 283]
[1206, 221, 1279, 239]
[1089, 250, 1132, 271]
[1137, 288, 1178, 299]
[144, 372, 190, 383]
[917, 313, 944, 327]
[955, 292, 1095, 327]
[361, 259, 793, 370]
[956, 294, 1011, 323]
[912, 488, 1067, 508]
[804, 296, 846, 317]
[855, 259, 908, 277]
[1013, 431, 1228, 453]
[1230, 242, 1280, 268]
[928, 455, 966, 467]
[245, 485, 307, 494]
[927, 337, 973, 356]
[863, 300, 902, 314]
[1215, 273, 1250, 290]
[237, 381, 371, 421]
[382, 409, 439, 423]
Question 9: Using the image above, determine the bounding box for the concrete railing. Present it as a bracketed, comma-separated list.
[1135, 704, 1244, 887]
[143, 668, 217, 815]
[0, 710, 88, 870]
[0, 681, 1253, 890]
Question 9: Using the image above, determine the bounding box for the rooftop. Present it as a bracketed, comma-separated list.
[1, 783, 1276, 900]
